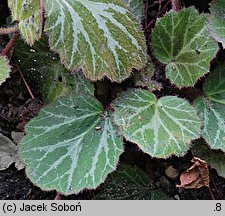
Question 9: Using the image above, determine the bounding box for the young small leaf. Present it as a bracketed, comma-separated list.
[8, 0, 42, 46]
[112, 89, 202, 158]
[195, 96, 225, 151]
[192, 140, 225, 179]
[208, 0, 225, 48]
[20, 95, 123, 195]
[44, 0, 147, 82]
[0, 56, 10, 85]
[151, 7, 219, 87]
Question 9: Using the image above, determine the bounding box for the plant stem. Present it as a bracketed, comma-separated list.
[208, 186, 215, 200]
[171, 0, 180, 11]
[15, 63, 35, 100]
[54, 192, 62, 200]
[144, 0, 149, 29]
[211, 177, 223, 200]
[0, 26, 19, 35]
[144, 0, 170, 30]
[157, 0, 162, 17]
[0, 33, 19, 56]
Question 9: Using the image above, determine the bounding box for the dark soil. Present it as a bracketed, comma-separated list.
[1, 0, 225, 200]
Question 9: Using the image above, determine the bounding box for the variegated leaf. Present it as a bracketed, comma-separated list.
[151, 7, 219, 87]
[194, 63, 225, 151]
[123, 0, 144, 21]
[203, 62, 225, 105]
[8, 0, 42, 46]
[208, 0, 225, 49]
[44, 0, 147, 82]
[112, 88, 202, 158]
[20, 94, 123, 195]
[192, 140, 225, 178]
[195, 96, 225, 151]
[0, 56, 10, 85]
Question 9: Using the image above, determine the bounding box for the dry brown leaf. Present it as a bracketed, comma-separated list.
[0, 133, 24, 170]
[176, 157, 209, 189]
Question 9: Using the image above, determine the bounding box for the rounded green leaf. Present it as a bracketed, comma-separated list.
[20, 94, 123, 195]
[112, 89, 202, 158]
[195, 96, 225, 151]
[195, 63, 225, 151]
[44, 0, 147, 82]
[152, 7, 219, 87]
[8, 0, 42, 46]
[0, 56, 10, 85]
[192, 140, 225, 178]
[203, 63, 225, 105]
[208, 0, 225, 48]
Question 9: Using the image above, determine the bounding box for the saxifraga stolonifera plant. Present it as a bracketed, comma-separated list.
[0, 0, 224, 196]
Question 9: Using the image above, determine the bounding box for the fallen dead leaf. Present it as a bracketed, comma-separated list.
[176, 157, 209, 189]
[11, 131, 25, 144]
[0, 133, 24, 170]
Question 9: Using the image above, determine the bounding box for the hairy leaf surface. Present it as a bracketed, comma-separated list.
[0, 56, 10, 85]
[208, 0, 225, 48]
[44, 0, 147, 82]
[112, 89, 201, 158]
[203, 63, 225, 105]
[195, 63, 225, 151]
[152, 7, 219, 87]
[195, 96, 225, 151]
[8, 0, 42, 45]
[123, 0, 143, 21]
[20, 95, 123, 195]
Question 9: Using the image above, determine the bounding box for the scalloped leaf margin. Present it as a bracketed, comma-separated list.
[8, 0, 42, 46]
[0, 56, 10, 85]
[20, 94, 123, 195]
[151, 7, 219, 87]
[44, 0, 147, 82]
[112, 88, 202, 158]
[194, 63, 225, 151]
[208, 0, 225, 48]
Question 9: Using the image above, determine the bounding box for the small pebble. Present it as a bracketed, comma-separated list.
[165, 165, 179, 180]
